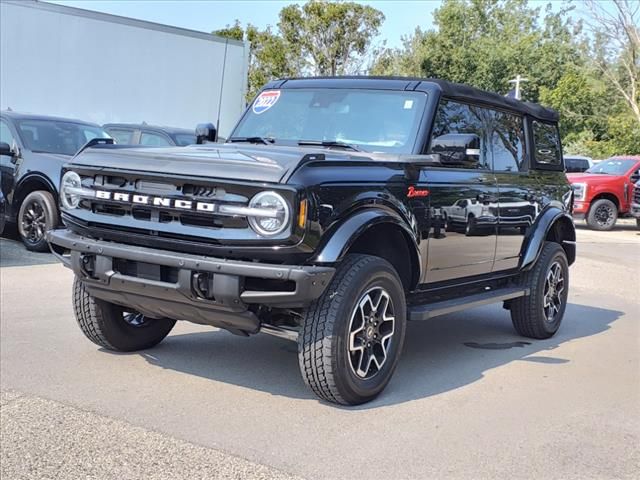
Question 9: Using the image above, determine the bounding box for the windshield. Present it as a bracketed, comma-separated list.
[17, 119, 111, 156]
[231, 88, 427, 154]
[173, 133, 196, 146]
[586, 159, 637, 175]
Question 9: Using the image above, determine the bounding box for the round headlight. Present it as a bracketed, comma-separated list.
[61, 171, 82, 209]
[248, 191, 290, 236]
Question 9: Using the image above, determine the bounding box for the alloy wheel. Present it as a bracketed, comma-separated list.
[347, 287, 396, 379]
[20, 200, 47, 244]
[543, 261, 565, 323]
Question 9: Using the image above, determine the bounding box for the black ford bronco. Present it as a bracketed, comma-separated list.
[48, 77, 575, 405]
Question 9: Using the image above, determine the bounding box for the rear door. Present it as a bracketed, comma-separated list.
[422, 99, 498, 283]
[488, 109, 533, 271]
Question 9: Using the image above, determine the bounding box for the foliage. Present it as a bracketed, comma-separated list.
[214, 0, 639, 156]
[279, 0, 384, 76]
[214, 0, 383, 101]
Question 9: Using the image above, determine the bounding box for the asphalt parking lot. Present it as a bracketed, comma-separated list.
[1, 221, 639, 479]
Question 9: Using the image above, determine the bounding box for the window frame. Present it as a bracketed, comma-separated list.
[528, 118, 564, 172]
[425, 97, 528, 174]
[139, 130, 174, 147]
[105, 127, 136, 145]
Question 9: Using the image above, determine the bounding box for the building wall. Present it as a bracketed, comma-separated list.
[0, 0, 247, 136]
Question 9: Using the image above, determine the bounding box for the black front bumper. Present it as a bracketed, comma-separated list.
[47, 230, 335, 334]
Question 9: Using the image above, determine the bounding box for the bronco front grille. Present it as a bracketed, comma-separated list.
[78, 177, 250, 231]
[634, 184, 640, 204]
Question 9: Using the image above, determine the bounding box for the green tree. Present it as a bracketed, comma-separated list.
[372, 0, 582, 102]
[214, 1, 383, 100]
[279, 0, 384, 75]
[584, 0, 639, 126]
[214, 22, 297, 102]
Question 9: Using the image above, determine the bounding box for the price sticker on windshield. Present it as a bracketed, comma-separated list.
[252, 90, 281, 114]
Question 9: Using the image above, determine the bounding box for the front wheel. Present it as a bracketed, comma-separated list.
[18, 190, 57, 251]
[586, 198, 617, 231]
[510, 242, 569, 339]
[298, 254, 407, 405]
[636, 218, 640, 230]
[73, 277, 176, 351]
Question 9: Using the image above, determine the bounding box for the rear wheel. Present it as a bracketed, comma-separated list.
[18, 190, 57, 251]
[73, 276, 176, 351]
[298, 254, 406, 405]
[586, 198, 617, 231]
[510, 242, 569, 339]
[636, 218, 640, 230]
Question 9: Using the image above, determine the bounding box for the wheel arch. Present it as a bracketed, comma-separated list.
[311, 209, 421, 291]
[520, 207, 576, 270]
[589, 192, 620, 211]
[15, 173, 58, 208]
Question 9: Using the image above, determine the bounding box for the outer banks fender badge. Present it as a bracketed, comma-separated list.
[252, 90, 281, 114]
[407, 186, 429, 198]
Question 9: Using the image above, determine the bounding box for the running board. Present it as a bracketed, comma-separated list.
[408, 287, 529, 321]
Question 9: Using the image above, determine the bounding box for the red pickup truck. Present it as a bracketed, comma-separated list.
[567, 156, 640, 230]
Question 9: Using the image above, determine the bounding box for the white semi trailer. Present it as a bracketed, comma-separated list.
[0, 0, 248, 137]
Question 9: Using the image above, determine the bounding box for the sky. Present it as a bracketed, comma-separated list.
[45, 0, 587, 50]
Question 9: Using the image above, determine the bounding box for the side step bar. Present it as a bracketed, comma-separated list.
[408, 287, 529, 321]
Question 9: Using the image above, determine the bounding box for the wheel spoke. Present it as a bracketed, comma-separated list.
[347, 286, 396, 379]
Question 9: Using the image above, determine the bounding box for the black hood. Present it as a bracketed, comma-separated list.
[70, 144, 336, 184]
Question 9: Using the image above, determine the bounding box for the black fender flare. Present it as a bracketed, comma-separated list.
[16, 172, 58, 199]
[7, 173, 58, 221]
[311, 208, 422, 287]
[520, 207, 576, 270]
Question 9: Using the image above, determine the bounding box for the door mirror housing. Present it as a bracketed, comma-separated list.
[0, 141, 13, 157]
[195, 123, 217, 144]
[431, 134, 481, 167]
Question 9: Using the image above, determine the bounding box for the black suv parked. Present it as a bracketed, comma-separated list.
[0, 111, 111, 250]
[48, 77, 575, 405]
[103, 123, 196, 147]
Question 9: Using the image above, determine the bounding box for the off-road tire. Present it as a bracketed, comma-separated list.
[18, 190, 57, 251]
[73, 276, 176, 351]
[298, 254, 407, 405]
[636, 218, 640, 230]
[586, 198, 617, 231]
[510, 242, 569, 339]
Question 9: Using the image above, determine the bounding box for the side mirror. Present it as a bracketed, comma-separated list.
[196, 123, 217, 144]
[431, 134, 481, 167]
[0, 142, 13, 157]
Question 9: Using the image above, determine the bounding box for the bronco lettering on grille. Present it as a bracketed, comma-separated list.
[94, 190, 217, 212]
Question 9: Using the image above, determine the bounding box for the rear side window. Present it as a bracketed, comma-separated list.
[140, 132, 172, 147]
[532, 121, 562, 168]
[107, 128, 134, 145]
[489, 111, 525, 172]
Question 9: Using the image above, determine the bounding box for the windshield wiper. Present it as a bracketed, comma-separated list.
[228, 136, 275, 145]
[297, 140, 362, 152]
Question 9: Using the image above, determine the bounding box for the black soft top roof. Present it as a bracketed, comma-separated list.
[265, 76, 559, 123]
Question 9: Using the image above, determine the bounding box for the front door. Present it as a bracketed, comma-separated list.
[422, 99, 498, 283]
[423, 168, 498, 282]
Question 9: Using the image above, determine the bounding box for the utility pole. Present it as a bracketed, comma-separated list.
[508, 75, 529, 100]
